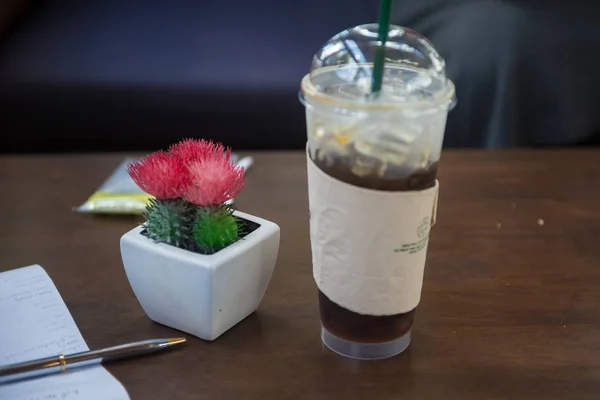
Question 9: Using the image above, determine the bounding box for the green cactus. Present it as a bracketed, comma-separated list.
[144, 198, 193, 249]
[192, 205, 241, 254]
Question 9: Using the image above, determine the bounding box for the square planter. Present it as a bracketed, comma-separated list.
[120, 210, 280, 341]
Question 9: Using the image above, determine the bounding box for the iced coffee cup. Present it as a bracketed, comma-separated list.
[300, 24, 455, 359]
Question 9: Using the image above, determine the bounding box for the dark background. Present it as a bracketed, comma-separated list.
[1, 0, 599, 153]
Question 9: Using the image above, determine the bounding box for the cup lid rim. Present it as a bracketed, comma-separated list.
[300, 68, 456, 112]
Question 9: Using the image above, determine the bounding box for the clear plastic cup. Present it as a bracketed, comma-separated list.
[300, 24, 455, 360]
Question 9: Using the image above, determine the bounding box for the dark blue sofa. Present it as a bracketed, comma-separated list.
[0, 0, 379, 152]
[1, 0, 599, 152]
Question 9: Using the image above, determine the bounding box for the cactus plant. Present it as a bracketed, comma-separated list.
[144, 198, 194, 249]
[127, 139, 247, 254]
[192, 206, 240, 254]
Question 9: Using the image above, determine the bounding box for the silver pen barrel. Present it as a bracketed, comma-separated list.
[0, 338, 185, 385]
[65, 338, 182, 366]
[0, 355, 65, 384]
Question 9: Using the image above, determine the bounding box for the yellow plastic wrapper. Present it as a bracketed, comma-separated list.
[75, 159, 151, 215]
[75, 155, 252, 215]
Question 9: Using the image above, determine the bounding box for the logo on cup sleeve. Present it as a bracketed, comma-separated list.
[394, 217, 431, 254]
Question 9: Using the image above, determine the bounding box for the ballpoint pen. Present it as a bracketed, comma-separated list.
[0, 337, 186, 385]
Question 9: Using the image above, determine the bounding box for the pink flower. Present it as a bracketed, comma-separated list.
[184, 146, 246, 206]
[169, 139, 216, 161]
[127, 152, 190, 199]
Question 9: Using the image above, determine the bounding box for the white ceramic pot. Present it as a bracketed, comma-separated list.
[120, 210, 280, 341]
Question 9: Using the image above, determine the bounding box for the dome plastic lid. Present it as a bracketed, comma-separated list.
[301, 24, 456, 110]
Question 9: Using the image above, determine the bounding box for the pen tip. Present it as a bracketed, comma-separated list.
[167, 337, 187, 346]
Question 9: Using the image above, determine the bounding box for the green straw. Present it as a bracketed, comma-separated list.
[371, 0, 394, 94]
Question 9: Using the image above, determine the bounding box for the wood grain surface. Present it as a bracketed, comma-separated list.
[1, 150, 599, 399]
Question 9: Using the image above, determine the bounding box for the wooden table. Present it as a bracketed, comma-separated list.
[1, 150, 600, 399]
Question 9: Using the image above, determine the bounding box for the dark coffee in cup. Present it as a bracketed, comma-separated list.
[313, 149, 437, 343]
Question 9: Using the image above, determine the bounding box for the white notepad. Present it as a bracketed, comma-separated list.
[0, 265, 130, 400]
